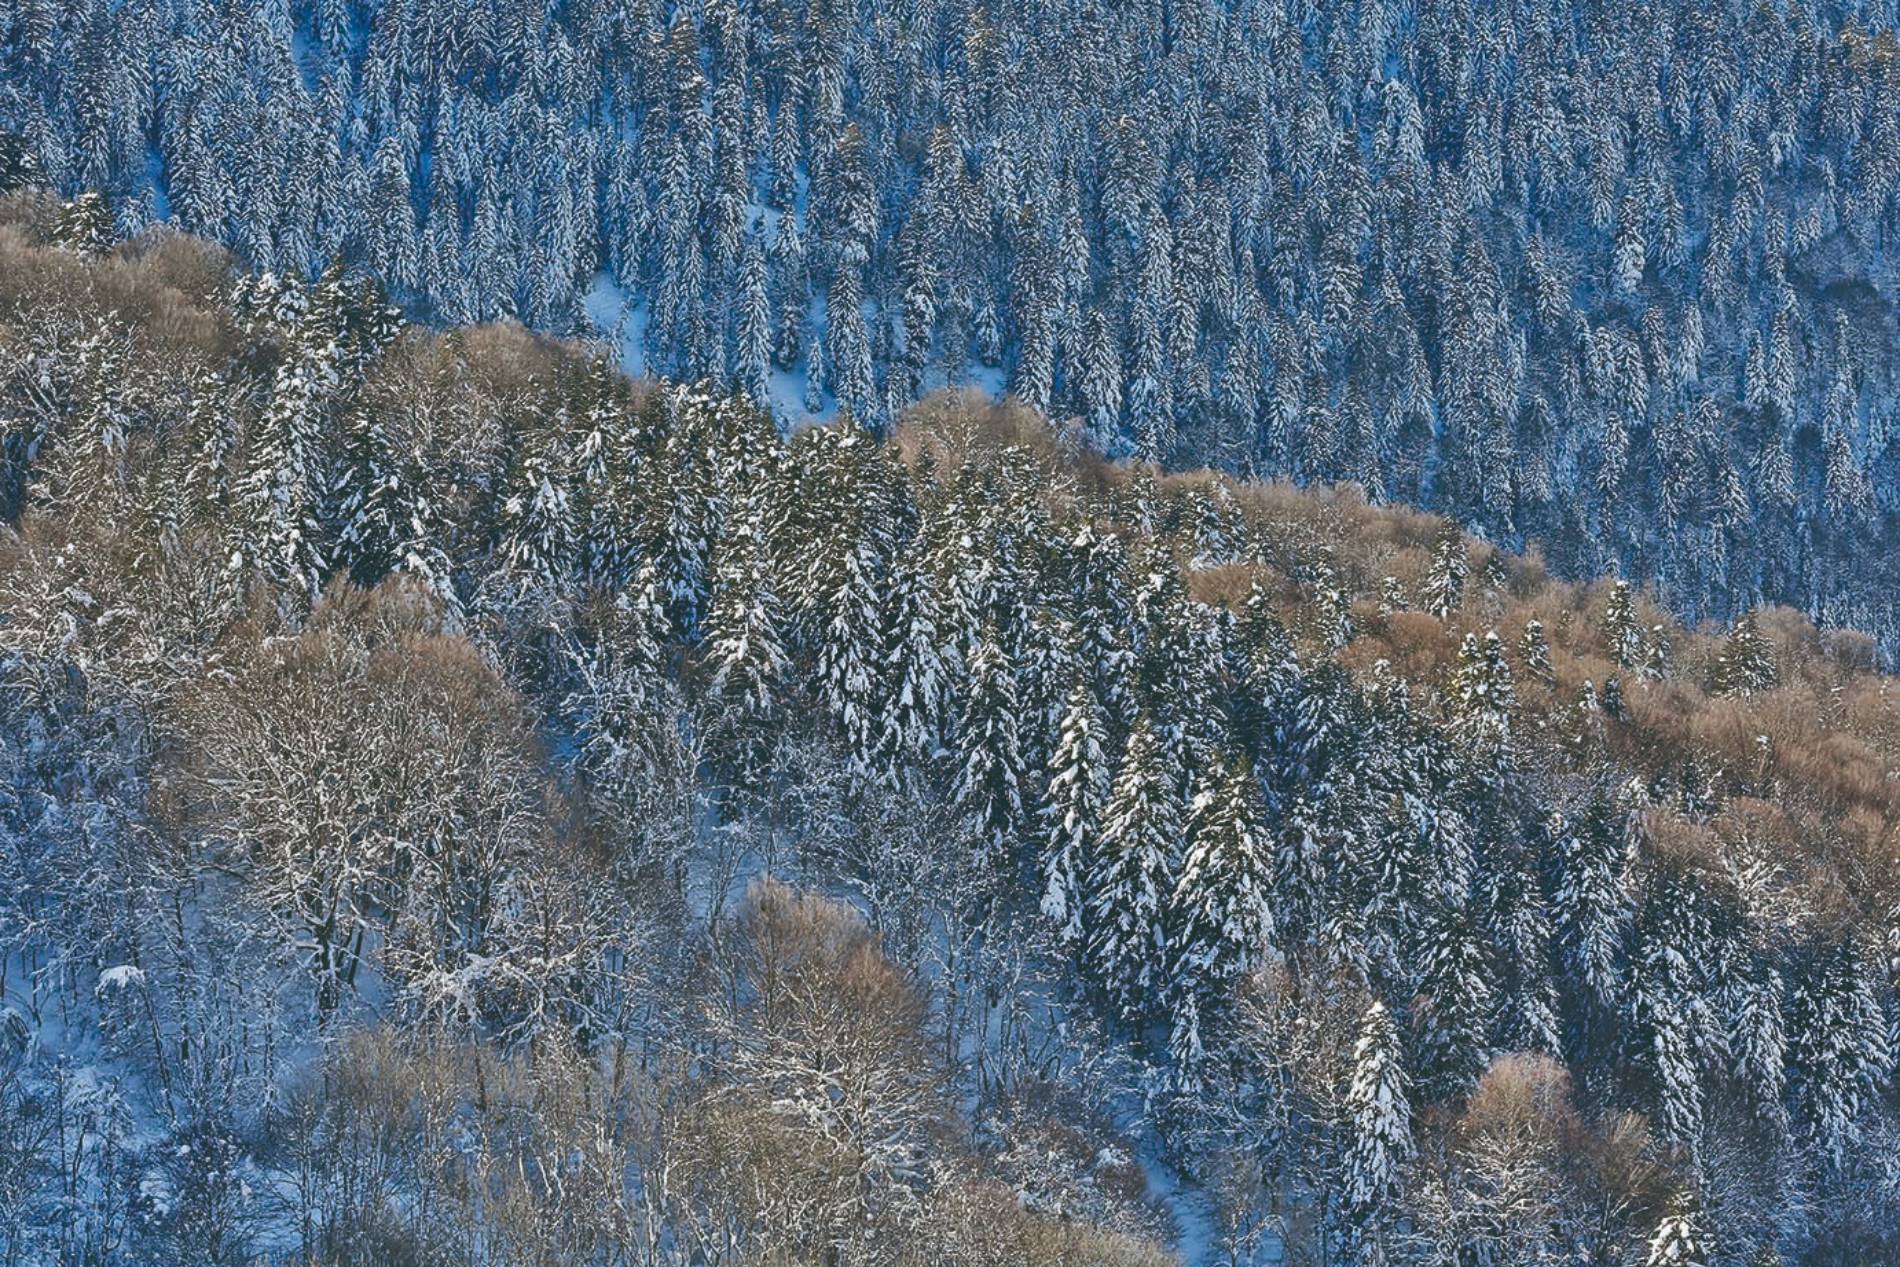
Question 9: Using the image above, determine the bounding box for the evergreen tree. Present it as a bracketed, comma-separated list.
[1042, 680, 1109, 944]
[1520, 618, 1555, 683]
[237, 282, 339, 597]
[1422, 522, 1468, 619]
[1603, 579, 1641, 668]
[872, 554, 947, 781]
[704, 513, 789, 723]
[955, 628, 1027, 862]
[817, 539, 885, 773]
[1644, 1191, 1710, 1267]
[1413, 903, 1496, 1100]
[496, 423, 575, 584]
[1713, 611, 1778, 696]
[52, 190, 112, 253]
[1085, 716, 1180, 1019]
[1343, 1000, 1414, 1228]
[1170, 757, 1274, 995]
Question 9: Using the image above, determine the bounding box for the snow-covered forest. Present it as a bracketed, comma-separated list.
[2, 208, 1898, 1264]
[7, 0, 1900, 653]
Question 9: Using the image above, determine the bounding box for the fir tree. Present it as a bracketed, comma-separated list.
[1713, 610, 1777, 696]
[1413, 903, 1496, 1100]
[1421, 522, 1468, 619]
[955, 629, 1027, 862]
[1603, 579, 1641, 668]
[1644, 1191, 1710, 1267]
[1343, 1000, 1413, 1224]
[704, 514, 789, 722]
[52, 190, 113, 253]
[1170, 756, 1274, 995]
[1042, 680, 1109, 944]
[1085, 716, 1180, 1019]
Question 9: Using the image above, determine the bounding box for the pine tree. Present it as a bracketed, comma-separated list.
[704, 513, 789, 722]
[1644, 1190, 1710, 1267]
[1629, 912, 1708, 1156]
[735, 231, 772, 405]
[1421, 522, 1467, 619]
[52, 190, 113, 253]
[1413, 903, 1496, 1100]
[955, 629, 1027, 862]
[871, 555, 946, 782]
[497, 423, 575, 584]
[1786, 944, 1893, 1169]
[333, 399, 408, 586]
[817, 538, 885, 773]
[1449, 631, 1516, 773]
[1520, 618, 1554, 683]
[237, 282, 339, 597]
[1085, 716, 1180, 1019]
[1641, 624, 1672, 681]
[1713, 610, 1777, 696]
[1170, 757, 1274, 994]
[1042, 681, 1109, 944]
[1343, 1000, 1414, 1220]
[1556, 801, 1632, 1013]
[1603, 579, 1641, 668]
[1729, 968, 1789, 1128]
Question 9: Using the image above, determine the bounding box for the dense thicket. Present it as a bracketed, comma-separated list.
[7, 0, 1900, 654]
[5, 219, 1900, 1263]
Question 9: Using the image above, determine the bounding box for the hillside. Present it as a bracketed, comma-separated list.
[1, 216, 1898, 1263]
[6, 0, 1900, 655]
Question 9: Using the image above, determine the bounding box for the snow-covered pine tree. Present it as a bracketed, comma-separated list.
[1343, 999, 1414, 1226]
[236, 279, 340, 597]
[1644, 1190, 1710, 1267]
[871, 552, 947, 783]
[1555, 800, 1633, 1015]
[1042, 679, 1109, 944]
[1713, 610, 1777, 696]
[955, 627, 1027, 863]
[1603, 579, 1641, 668]
[1413, 903, 1496, 1101]
[1170, 755, 1274, 998]
[704, 508, 789, 724]
[52, 190, 113, 253]
[1520, 618, 1554, 683]
[816, 537, 885, 775]
[1421, 522, 1468, 619]
[1085, 715, 1180, 1019]
[496, 419, 575, 585]
[1786, 943, 1894, 1170]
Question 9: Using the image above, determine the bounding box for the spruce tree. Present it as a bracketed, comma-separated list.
[1170, 757, 1274, 994]
[1413, 903, 1496, 1101]
[1713, 610, 1777, 696]
[1603, 579, 1641, 668]
[955, 628, 1027, 863]
[1520, 617, 1555, 683]
[817, 539, 885, 773]
[871, 554, 946, 782]
[704, 514, 789, 722]
[1421, 522, 1467, 619]
[1042, 680, 1109, 944]
[52, 190, 113, 253]
[1343, 1000, 1414, 1224]
[1085, 716, 1181, 1019]
[1644, 1191, 1710, 1267]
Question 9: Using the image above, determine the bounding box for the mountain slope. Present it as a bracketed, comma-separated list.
[1, 213, 1898, 1263]
[7, 0, 1900, 653]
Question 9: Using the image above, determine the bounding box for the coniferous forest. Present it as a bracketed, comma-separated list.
[9, 0, 1900, 650]
[2, 199, 1899, 1266]
[3, 1, 1900, 1264]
